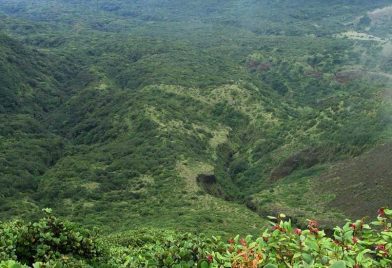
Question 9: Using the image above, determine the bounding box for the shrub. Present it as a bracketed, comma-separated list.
[107, 229, 226, 267]
[0, 209, 101, 266]
[1, 209, 391, 267]
[209, 209, 392, 267]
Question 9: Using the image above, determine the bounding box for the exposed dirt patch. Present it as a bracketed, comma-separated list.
[317, 143, 392, 219]
[270, 147, 324, 181]
[304, 70, 323, 79]
[334, 70, 364, 84]
[247, 60, 272, 72]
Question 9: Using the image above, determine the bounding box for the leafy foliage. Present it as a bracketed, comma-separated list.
[1, 209, 391, 267]
[0, 0, 391, 246]
[106, 229, 226, 267]
[210, 209, 392, 267]
[0, 209, 101, 266]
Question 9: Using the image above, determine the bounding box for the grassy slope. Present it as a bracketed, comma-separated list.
[0, 33, 270, 235]
[0, 0, 391, 235]
[0, 34, 79, 218]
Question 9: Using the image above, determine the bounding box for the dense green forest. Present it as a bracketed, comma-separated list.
[0, 0, 391, 266]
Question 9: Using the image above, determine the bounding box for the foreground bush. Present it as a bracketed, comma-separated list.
[207, 209, 392, 268]
[0, 209, 101, 267]
[0, 208, 391, 267]
[105, 229, 227, 267]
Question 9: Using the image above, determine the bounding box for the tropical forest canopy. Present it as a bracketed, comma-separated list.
[0, 0, 391, 267]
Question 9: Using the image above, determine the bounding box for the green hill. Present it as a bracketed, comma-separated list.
[0, 0, 391, 239]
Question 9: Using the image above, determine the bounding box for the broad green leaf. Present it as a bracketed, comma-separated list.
[198, 260, 209, 268]
[302, 253, 313, 264]
[330, 260, 346, 268]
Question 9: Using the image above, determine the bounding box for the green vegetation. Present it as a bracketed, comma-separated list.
[1, 208, 391, 267]
[0, 0, 392, 266]
[0, 209, 100, 267]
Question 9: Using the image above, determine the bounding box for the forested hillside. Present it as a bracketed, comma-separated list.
[0, 0, 391, 267]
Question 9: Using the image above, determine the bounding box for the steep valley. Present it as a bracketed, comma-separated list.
[0, 0, 392, 262]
